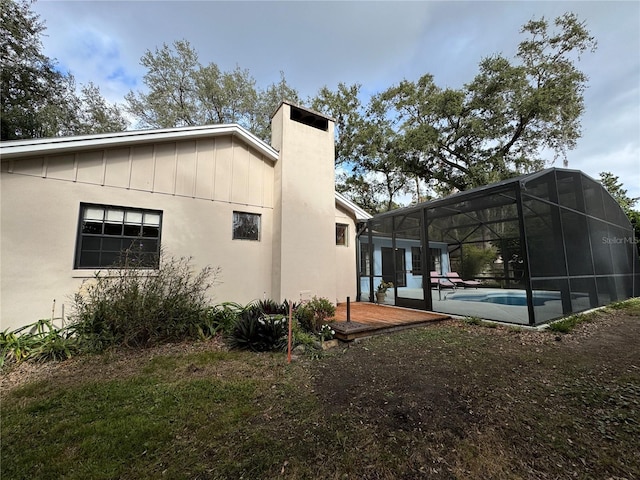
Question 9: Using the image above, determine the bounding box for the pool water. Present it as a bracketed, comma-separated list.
[447, 291, 561, 306]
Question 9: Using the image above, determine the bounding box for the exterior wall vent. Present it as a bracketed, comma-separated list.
[290, 106, 329, 131]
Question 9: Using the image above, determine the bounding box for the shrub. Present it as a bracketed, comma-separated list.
[225, 299, 297, 352]
[70, 252, 220, 351]
[1, 319, 77, 367]
[206, 302, 245, 336]
[226, 308, 288, 352]
[295, 297, 335, 333]
[461, 245, 496, 280]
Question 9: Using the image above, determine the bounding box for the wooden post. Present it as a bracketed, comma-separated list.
[287, 300, 293, 364]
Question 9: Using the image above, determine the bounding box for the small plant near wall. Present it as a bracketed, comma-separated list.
[226, 299, 297, 352]
[319, 324, 335, 341]
[376, 281, 393, 303]
[1, 318, 77, 367]
[295, 297, 335, 333]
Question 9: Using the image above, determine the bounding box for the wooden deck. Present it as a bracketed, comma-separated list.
[328, 302, 450, 341]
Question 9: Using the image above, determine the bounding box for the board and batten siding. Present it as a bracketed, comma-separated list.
[3, 136, 274, 208]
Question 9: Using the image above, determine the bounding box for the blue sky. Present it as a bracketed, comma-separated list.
[33, 0, 640, 199]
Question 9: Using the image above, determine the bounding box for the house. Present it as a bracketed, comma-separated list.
[0, 101, 371, 331]
[3, 100, 637, 331]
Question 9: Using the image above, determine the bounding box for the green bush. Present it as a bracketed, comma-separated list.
[295, 297, 335, 333]
[226, 308, 288, 352]
[225, 299, 298, 352]
[206, 302, 245, 336]
[1, 319, 77, 367]
[461, 245, 496, 280]
[70, 252, 220, 351]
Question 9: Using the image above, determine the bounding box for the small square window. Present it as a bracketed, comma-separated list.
[336, 224, 348, 246]
[233, 212, 261, 241]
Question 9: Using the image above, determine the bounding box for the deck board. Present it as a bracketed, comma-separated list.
[328, 302, 450, 341]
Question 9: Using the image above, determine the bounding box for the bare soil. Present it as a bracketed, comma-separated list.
[314, 310, 640, 478]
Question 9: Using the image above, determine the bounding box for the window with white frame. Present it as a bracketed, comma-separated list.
[336, 223, 348, 246]
[75, 203, 162, 269]
[233, 212, 261, 241]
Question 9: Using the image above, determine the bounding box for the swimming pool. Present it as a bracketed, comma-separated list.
[446, 290, 561, 306]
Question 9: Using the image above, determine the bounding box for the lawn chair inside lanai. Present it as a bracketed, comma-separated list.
[430, 271, 456, 300]
[445, 272, 482, 289]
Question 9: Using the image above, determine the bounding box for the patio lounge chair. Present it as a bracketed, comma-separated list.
[430, 271, 456, 300]
[446, 272, 481, 289]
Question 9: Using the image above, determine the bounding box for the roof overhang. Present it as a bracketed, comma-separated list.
[0, 124, 279, 162]
[335, 191, 372, 221]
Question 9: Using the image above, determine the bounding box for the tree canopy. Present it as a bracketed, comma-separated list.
[1, 0, 127, 140]
[307, 13, 597, 212]
[125, 40, 299, 142]
[368, 13, 595, 195]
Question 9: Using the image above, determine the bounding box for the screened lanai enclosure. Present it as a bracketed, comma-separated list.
[358, 168, 639, 326]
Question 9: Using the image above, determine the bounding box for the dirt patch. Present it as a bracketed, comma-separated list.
[314, 312, 640, 478]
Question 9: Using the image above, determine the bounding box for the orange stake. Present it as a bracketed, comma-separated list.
[287, 300, 293, 364]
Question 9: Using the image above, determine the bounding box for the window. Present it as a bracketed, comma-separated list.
[75, 203, 161, 269]
[360, 243, 371, 275]
[336, 224, 348, 246]
[429, 248, 442, 273]
[233, 212, 261, 241]
[411, 247, 422, 274]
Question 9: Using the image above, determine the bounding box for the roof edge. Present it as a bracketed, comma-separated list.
[0, 124, 279, 162]
[335, 191, 372, 221]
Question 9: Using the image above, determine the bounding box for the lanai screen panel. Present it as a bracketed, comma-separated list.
[426, 184, 530, 324]
[521, 169, 638, 324]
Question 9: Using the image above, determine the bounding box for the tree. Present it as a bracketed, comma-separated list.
[1, 0, 62, 139]
[379, 13, 597, 192]
[74, 82, 129, 134]
[1, 0, 127, 139]
[310, 82, 424, 212]
[125, 40, 200, 128]
[310, 83, 367, 167]
[253, 71, 300, 141]
[125, 41, 299, 142]
[196, 64, 258, 126]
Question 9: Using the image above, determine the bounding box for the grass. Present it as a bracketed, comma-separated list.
[2, 299, 639, 479]
[548, 297, 640, 333]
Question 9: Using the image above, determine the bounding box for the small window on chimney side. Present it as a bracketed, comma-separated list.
[290, 106, 329, 131]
